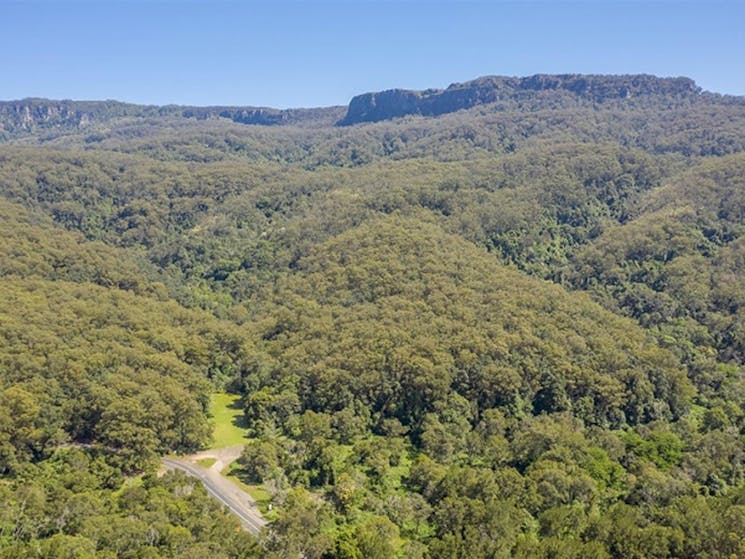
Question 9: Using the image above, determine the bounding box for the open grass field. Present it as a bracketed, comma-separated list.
[209, 392, 249, 448]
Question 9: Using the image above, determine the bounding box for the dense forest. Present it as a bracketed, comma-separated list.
[1, 74, 744, 558]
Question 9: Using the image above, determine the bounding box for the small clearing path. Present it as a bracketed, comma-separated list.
[189, 444, 244, 474]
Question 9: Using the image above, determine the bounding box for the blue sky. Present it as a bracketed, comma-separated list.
[2, 1, 744, 107]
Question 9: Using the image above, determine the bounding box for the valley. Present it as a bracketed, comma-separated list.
[1, 73, 744, 558]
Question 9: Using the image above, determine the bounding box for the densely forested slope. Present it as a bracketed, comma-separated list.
[1, 74, 745, 557]
[231, 217, 744, 558]
[0, 143, 679, 303]
[568, 154, 745, 401]
[243, 216, 691, 430]
[0, 197, 250, 476]
[0, 207, 260, 556]
[0, 278, 254, 473]
[0, 198, 157, 292]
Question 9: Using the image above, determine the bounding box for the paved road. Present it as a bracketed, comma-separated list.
[162, 457, 267, 536]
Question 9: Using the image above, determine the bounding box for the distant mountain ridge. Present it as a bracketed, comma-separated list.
[0, 98, 344, 135]
[338, 74, 703, 125]
[1, 74, 740, 137]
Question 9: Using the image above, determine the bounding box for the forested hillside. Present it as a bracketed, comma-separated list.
[1, 74, 744, 558]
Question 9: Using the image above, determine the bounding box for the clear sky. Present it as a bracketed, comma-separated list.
[2, 0, 744, 108]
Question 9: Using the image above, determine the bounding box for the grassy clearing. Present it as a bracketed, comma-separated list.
[207, 393, 279, 519]
[209, 392, 249, 448]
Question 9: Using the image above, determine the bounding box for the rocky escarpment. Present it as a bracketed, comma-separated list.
[0, 75, 708, 135]
[0, 99, 148, 134]
[338, 74, 703, 125]
[180, 105, 344, 126]
[0, 99, 343, 137]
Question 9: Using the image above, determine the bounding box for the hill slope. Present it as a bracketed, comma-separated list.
[1, 74, 745, 558]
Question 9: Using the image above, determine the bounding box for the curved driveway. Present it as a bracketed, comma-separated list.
[162, 457, 267, 536]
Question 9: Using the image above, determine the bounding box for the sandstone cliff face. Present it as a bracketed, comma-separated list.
[0, 99, 150, 134]
[338, 74, 702, 125]
[0, 100, 343, 136]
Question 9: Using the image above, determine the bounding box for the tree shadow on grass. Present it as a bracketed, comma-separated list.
[229, 464, 259, 486]
[228, 395, 250, 432]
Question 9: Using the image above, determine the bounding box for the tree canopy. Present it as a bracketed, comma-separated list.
[1, 77, 744, 557]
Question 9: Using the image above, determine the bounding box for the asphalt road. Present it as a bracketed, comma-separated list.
[162, 457, 267, 536]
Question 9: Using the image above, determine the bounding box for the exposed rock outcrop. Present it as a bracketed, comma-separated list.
[0, 99, 145, 133]
[338, 74, 702, 125]
[0, 99, 343, 136]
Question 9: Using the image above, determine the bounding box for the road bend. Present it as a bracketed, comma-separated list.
[162, 457, 268, 536]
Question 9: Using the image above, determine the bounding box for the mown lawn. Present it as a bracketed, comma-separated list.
[209, 392, 249, 448]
